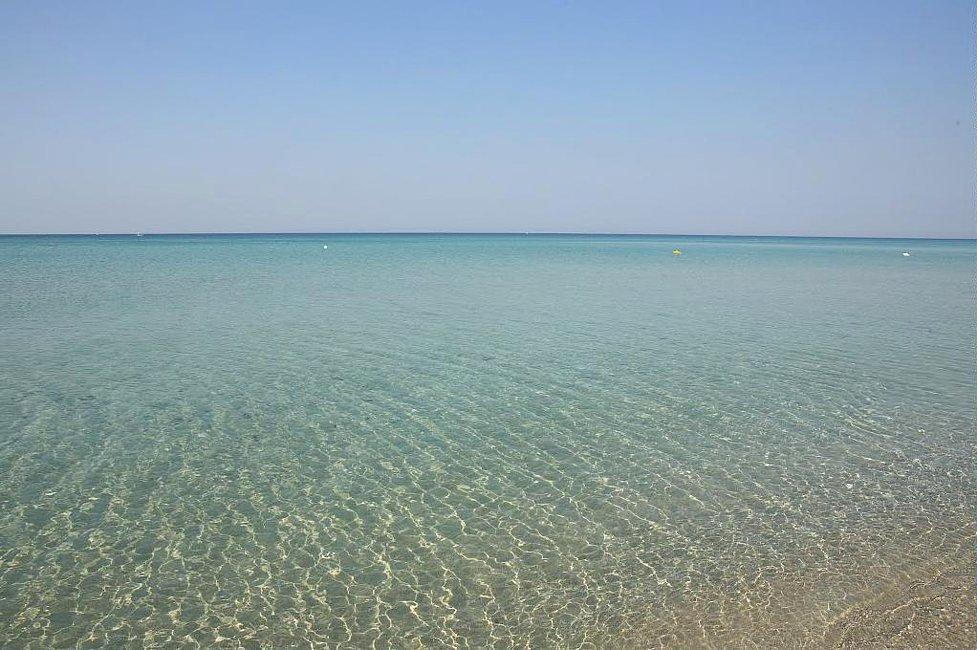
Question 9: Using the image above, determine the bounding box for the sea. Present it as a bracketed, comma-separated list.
[0, 233, 973, 647]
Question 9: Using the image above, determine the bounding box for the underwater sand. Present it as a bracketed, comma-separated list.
[0, 234, 973, 647]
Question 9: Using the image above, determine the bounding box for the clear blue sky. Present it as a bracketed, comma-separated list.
[1, 1, 973, 236]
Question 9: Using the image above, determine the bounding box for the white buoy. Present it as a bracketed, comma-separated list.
[323, 244, 328, 249]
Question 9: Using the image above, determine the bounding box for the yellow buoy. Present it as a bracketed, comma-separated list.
[672, 248, 682, 256]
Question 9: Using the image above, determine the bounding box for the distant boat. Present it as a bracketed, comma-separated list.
[136, 232, 144, 237]
[902, 251, 910, 257]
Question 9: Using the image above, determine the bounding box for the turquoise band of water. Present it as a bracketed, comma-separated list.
[0, 234, 973, 646]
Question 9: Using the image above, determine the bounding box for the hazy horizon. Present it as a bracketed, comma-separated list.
[2, 1, 974, 238]
[2, 230, 976, 240]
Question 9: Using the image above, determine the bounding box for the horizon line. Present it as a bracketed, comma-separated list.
[0, 231, 974, 241]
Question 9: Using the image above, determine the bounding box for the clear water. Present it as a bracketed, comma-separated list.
[0, 234, 973, 648]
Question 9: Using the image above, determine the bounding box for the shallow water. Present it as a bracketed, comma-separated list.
[0, 234, 973, 648]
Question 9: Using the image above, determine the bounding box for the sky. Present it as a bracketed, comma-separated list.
[0, 1, 974, 237]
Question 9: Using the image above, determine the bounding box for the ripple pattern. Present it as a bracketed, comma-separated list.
[0, 234, 973, 648]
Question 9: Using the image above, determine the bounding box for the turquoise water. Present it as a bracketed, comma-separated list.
[0, 234, 974, 647]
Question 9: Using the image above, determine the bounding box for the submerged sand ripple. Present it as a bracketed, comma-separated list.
[0, 234, 973, 647]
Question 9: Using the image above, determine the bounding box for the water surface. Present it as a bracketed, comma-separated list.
[0, 234, 974, 647]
